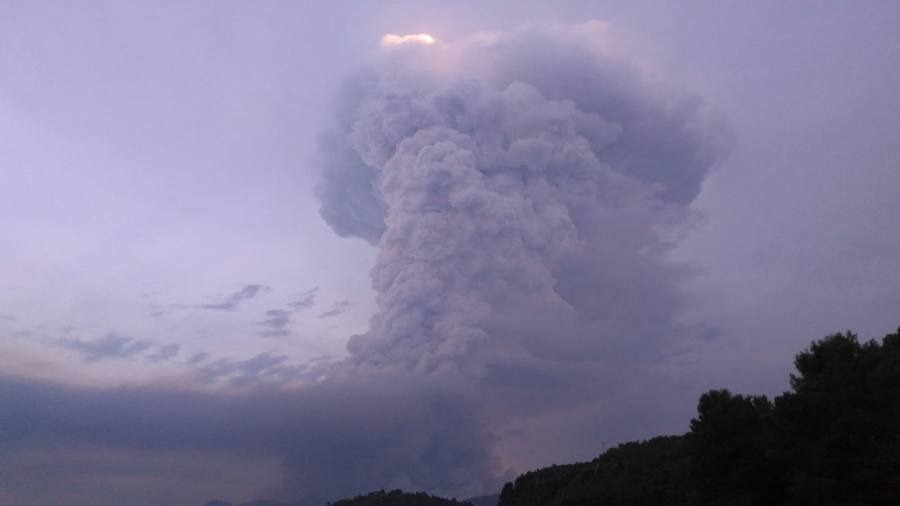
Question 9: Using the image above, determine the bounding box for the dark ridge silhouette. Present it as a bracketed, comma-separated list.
[329, 489, 473, 506]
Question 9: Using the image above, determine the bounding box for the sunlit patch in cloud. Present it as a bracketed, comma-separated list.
[380, 33, 437, 47]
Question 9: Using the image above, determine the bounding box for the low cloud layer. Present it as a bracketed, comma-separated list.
[0, 372, 497, 501]
[201, 284, 271, 311]
[58, 332, 154, 362]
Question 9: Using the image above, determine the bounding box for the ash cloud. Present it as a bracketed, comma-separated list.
[311, 22, 729, 491]
[318, 24, 729, 374]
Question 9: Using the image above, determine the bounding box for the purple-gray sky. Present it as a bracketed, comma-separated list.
[1, 2, 898, 505]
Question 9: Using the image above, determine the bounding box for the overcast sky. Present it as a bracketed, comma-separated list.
[1, 2, 898, 505]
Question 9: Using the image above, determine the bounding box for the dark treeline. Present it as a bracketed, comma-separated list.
[206, 490, 472, 506]
[499, 327, 900, 506]
[329, 490, 473, 506]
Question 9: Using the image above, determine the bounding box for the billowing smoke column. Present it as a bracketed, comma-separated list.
[308, 25, 730, 493]
[246, 21, 737, 499]
[318, 23, 729, 375]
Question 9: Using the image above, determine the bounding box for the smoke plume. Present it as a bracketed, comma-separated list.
[319, 23, 728, 374]
[310, 22, 730, 493]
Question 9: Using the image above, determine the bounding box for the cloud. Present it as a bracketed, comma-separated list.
[258, 312, 292, 337]
[318, 23, 729, 375]
[58, 333, 153, 362]
[201, 284, 271, 311]
[147, 285, 273, 319]
[288, 287, 320, 311]
[196, 352, 289, 384]
[257, 287, 320, 337]
[0, 372, 497, 500]
[192, 352, 329, 386]
[310, 20, 730, 487]
[318, 300, 350, 319]
[188, 351, 210, 365]
[380, 33, 437, 47]
[146, 343, 181, 363]
[57, 333, 187, 365]
[146, 303, 188, 318]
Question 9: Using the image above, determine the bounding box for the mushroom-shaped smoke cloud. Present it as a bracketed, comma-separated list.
[309, 22, 730, 496]
[318, 23, 729, 374]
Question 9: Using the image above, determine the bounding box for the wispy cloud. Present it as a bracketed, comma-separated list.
[58, 333, 153, 362]
[194, 352, 319, 385]
[187, 351, 210, 365]
[146, 343, 181, 363]
[319, 300, 350, 319]
[257, 287, 319, 337]
[200, 284, 270, 311]
[146, 284, 270, 318]
[258, 310, 292, 338]
[54, 331, 184, 365]
[287, 287, 319, 311]
[146, 303, 188, 318]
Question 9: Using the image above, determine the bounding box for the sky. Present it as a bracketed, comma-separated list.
[1, 1, 898, 505]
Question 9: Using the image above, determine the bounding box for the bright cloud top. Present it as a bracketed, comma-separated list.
[380, 32, 437, 47]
